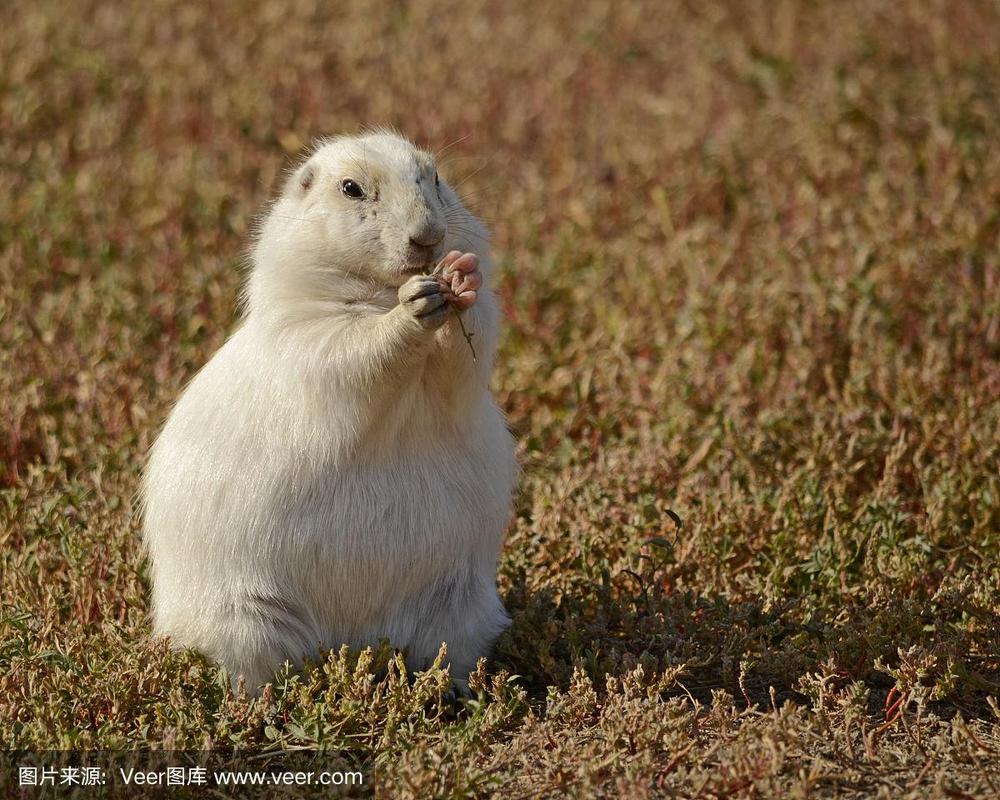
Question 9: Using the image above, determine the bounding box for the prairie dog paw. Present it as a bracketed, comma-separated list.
[437, 251, 482, 312]
[398, 274, 451, 329]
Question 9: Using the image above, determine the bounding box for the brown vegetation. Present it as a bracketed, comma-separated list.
[2, 0, 999, 796]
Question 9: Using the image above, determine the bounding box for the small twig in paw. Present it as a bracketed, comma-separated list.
[430, 256, 477, 362]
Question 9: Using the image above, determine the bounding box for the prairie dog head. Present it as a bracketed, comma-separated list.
[249, 131, 489, 317]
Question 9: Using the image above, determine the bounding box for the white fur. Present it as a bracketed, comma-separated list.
[141, 132, 517, 689]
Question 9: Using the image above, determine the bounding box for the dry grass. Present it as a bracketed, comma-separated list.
[2, 0, 999, 797]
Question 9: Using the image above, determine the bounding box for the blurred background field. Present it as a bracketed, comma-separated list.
[1, 0, 999, 796]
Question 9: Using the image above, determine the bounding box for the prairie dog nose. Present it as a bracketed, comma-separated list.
[409, 221, 445, 248]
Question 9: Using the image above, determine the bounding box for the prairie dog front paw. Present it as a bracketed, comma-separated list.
[398, 274, 451, 329]
[437, 251, 482, 312]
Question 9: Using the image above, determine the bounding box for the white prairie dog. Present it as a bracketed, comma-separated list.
[141, 131, 517, 690]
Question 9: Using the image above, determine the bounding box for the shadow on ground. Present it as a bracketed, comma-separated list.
[494, 561, 1000, 721]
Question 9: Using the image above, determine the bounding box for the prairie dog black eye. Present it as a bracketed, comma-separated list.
[434, 172, 440, 187]
[341, 179, 365, 199]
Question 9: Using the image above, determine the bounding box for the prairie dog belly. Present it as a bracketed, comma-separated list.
[146, 373, 515, 664]
[290, 419, 516, 637]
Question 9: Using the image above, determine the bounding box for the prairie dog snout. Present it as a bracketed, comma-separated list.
[142, 130, 518, 691]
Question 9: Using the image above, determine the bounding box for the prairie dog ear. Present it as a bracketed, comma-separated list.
[293, 162, 318, 195]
